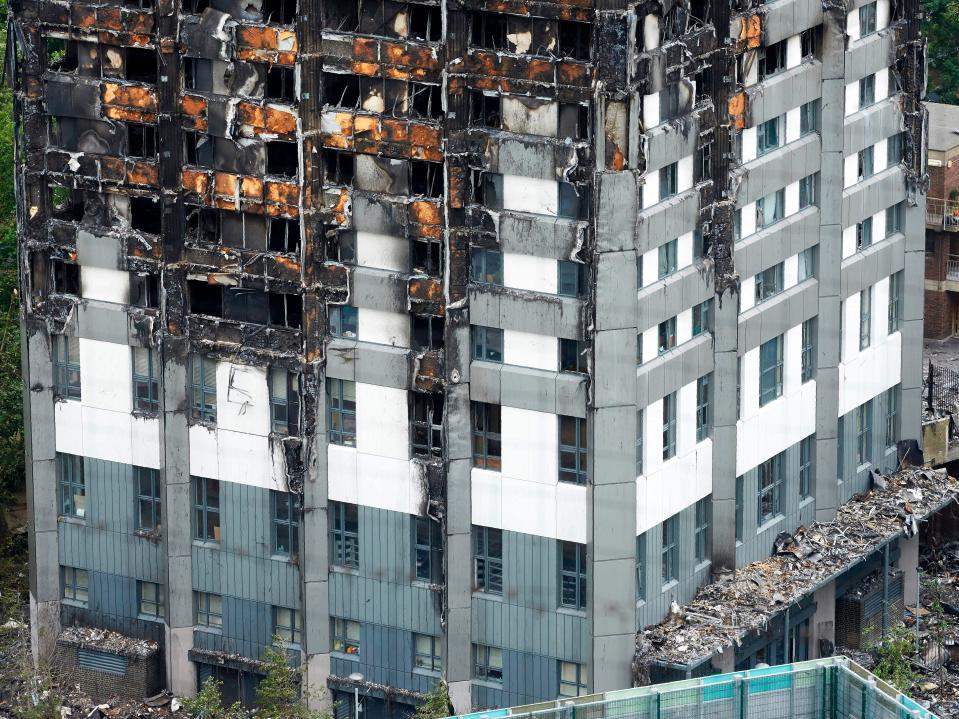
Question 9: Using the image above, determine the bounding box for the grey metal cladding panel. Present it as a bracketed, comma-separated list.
[841, 166, 906, 227]
[738, 281, 819, 352]
[843, 31, 895, 84]
[341, 623, 440, 695]
[555, 372, 588, 418]
[351, 266, 408, 313]
[739, 136, 822, 207]
[471, 364, 587, 418]
[326, 339, 410, 389]
[499, 365, 558, 414]
[735, 209, 820, 280]
[328, 573, 440, 635]
[596, 250, 638, 331]
[470, 361, 502, 405]
[762, 0, 823, 45]
[76, 301, 140, 346]
[468, 286, 584, 340]
[644, 121, 699, 176]
[76, 230, 125, 271]
[595, 171, 640, 253]
[65, 571, 165, 643]
[840, 234, 905, 299]
[489, 137, 565, 181]
[499, 212, 584, 261]
[635, 190, 700, 255]
[593, 330, 636, 409]
[843, 98, 903, 155]
[748, 62, 823, 126]
[500, 649, 557, 706]
[636, 264, 712, 333]
[194, 595, 274, 661]
[636, 334, 713, 407]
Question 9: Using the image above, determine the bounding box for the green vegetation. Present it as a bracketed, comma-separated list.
[872, 623, 920, 691]
[925, 0, 959, 104]
[182, 677, 246, 719]
[412, 681, 452, 719]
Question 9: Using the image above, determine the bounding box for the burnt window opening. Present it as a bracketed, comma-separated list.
[697, 142, 712, 182]
[323, 149, 355, 186]
[125, 48, 158, 84]
[267, 141, 299, 178]
[557, 21, 592, 62]
[471, 12, 508, 50]
[558, 182, 589, 221]
[412, 315, 445, 350]
[470, 91, 501, 128]
[127, 123, 157, 158]
[45, 37, 77, 72]
[224, 288, 269, 324]
[323, 72, 361, 109]
[660, 82, 682, 123]
[559, 103, 590, 141]
[269, 218, 301, 254]
[262, 0, 297, 24]
[185, 132, 214, 168]
[410, 83, 443, 119]
[51, 260, 81, 295]
[409, 4, 442, 42]
[693, 66, 713, 100]
[688, 0, 708, 24]
[130, 197, 162, 234]
[184, 0, 209, 12]
[800, 27, 820, 60]
[472, 170, 503, 208]
[183, 58, 213, 92]
[267, 67, 296, 102]
[123, 0, 155, 8]
[411, 236, 442, 276]
[410, 160, 442, 198]
[189, 280, 223, 317]
[270, 293, 303, 329]
[411, 392, 444, 460]
[221, 212, 267, 251]
[185, 205, 219, 245]
[325, 230, 356, 263]
[758, 41, 787, 80]
[130, 273, 160, 308]
[49, 185, 84, 221]
[324, 1, 359, 32]
[48, 117, 61, 146]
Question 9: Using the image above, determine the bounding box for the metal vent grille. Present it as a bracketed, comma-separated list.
[77, 648, 126, 676]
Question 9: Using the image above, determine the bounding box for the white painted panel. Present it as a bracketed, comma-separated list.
[636, 440, 712, 535]
[641, 249, 657, 287]
[130, 416, 161, 469]
[678, 155, 694, 192]
[79, 339, 132, 413]
[327, 444, 359, 504]
[741, 202, 757, 238]
[786, 34, 802, 69]
[785, 181, 800, 216]
[842, 225, 858, 260]
[843, 154, 858, 189]
[81, 266, 130, 305]
[740, 276, 756, 312]
[643, 15, 660, 51]
[642, 328, 657, 364]
[356, 453, 415, 514]
[359, 307, 409, 347]
[877, 0, 890, 30]
[217, 362, 269, 436]
[838, 332, 902, 415]
[784, 253, 799, 289]
[845, 81, 859, 116]
[501, 476, 557, 538]
[217, 429, 278, 491]
[676, 380, 696, 457]
[503, 329, 557, 371]
[82, 406, 133, 466]
[872, 209, 887, 242]
[742, 126, 757, 163]
[356, 231, 408, 272]
[676, 309, 692, 346]
[843, 292, 861, 361]
[643, 398, 664, 476]
[501, 406, 557, 485]
[643, 93, 660, 129]
[847, 9, 860, 41]
[471, 467, 503, 528]
[55, 400, 84, 456]
[642, 171, 660, 210]
[502, 175, 557, 216]
[874, 277, 890, 340]
[555, 482, 588, 543]
[741, 346, 760, 418]
[736, 379, 817, 475]
[874, 139, 888, 173]
[356, 383, 408, 460]
[189, 424, 219, 479]
[503, 252, 558, 294]
[677, 232, 693, 269]
[785, 108, 800, 143]
[783, 324, 803, 398]
[876, 68, 889, 102]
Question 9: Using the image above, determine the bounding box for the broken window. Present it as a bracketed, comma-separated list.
[193, 476, 221, 542]
[324, 0, 359, 31]
[412, 314, 444, 350]
[410, 160, 442, 198]
[659, 162, 678, 200]
[473, 171, 503, 208]
[660, 82, 681, 122]
[136, 466, 161, 532]
[221, 212, 267, 251]
[130, 272, 160, 309]
[409, 4, 441, 41]
[272, 490, 300, 554]
[758, 40, 787, 80]
[50, 185, 83, 221]
[52, 335, 81, 399]
[267, 66, 296, 102]
[189, 280, 223, 317]
[52, 259, 81, 295]
[557, 20, 591, 61]
[471, 402, 501, 471]
[410, 82, 442, 119]
[470, 11, 508, 50]
[267, 141, 298, 178]
[411, 392, 443, 460]
[559, 541, 587, 609]
[323, 149, 354, 186]
[132, 347, 160, 413]
[329, 304, 359, 338]
[184, 0, 210, 12]
[330, 502, 359, 568]
[558, 181, 588, 220]
[184, 205, 218, 245]
[759, 335, 784, 406]
[559, 103, 590, 141]
[411, 236, 442, 276]
[857, 145, 875, 182]
[559, 338, 588, 373]
[472, 326, 503, 363]
[268, 217, 300, 254]
[323, 72, 361, 108]
[130, 197, 162, 234]
[125, 47, 157, 84]
[697, 142, 712, 183]
[470, 248, 503, 285]
[557, 260, 586, 297]
[270, 293, 302, 329]
[190, 355, 217, 423]
[800, 27, 819, 59]
[269, 367, 300, 437]
[185, 131, 214, 168]
[326, 229, 356, 263]
[757, 452, 784, 524]
[558, 416, 587, 485]
[473, 526, 503, 594]
[327, 379, 356, 446]
[223, 289, 267, 324]
[127, 123, 157, 159]
[183, 58, 213, 92]
[262, 0, 297, 24]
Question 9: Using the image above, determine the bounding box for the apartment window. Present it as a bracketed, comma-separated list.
[332, 618, 361, 656]
[470, 248, 503, 285]
[798, 246, 817, 281]
[857, 216, 873, 250]
[473, 644, 503, 684]
[414, 516, 443, 584]
[755, 262, 784, 304]
[859, 2, 877, 35]
[132, 347, 159, 412]
[756, 189, 785, 230]
[411, 235, 441, 275]
[658, 316, 677, 354]
[696, 374, 711, 442]
[411, 393, 443, 460]
[856, 400, 873, 466]
[559, 661, 588, 698]
[329, 304, 358, 338]
[62, 566, 89, 605]
[558, 416, 588, 485]
[559, 338, 588, 373]
[272, 491, 300, 556]
[801, 318, 816, 383]
[189, 355, 217, 423]
[658, 239, 678, 279]
[801, 27, 819, 58]
[800, 100, 820, 135]
[470, 90, 502, 128]
[472, 326, 504, 363]
[887, 133, 904, 165]
[473, 526, 503, 594]
[52, 335, 81, 400]
[758, 453, 784, 524]
[471, 402, 502, 471]
[635, 532, 647, 600]
[799, 436, 814, 498]
[734, 208, 742, 241]
[559, 541, 587, 610]
[193, 476, 220, 542]
[858, 146, 874, 182]
[859, 74, 876, 109]
[694, 497, 711, 563]
[637, 333, 644, 364]
[195, 592, 223, 629]
[138, 581, 164, 619]
[886, 201, 904, 236]
[758, 40, 787, 79]
[692, 299, 711, 336]
[799, 173, 817, 209]
[659, 162, 678, 200]
[735, 476, 744, 541]
[661, 515, 678, 585]
[414, 634, 442, 673]
[58, 453, 85, 519]
[759, 335, 784, 406]
[662, 391, 677, 460]
[660, 82, 681, 123]
[635, 408, 644, 475]
[269, 367, 300, 437]
[327, 379, 356, 446]
[558, 261, 586, 297]
[757, 115, 782, 156]
[885, 386, 899, 447]
[330, 501, 359, 569]
[412, 315, 445, 351]
[266, 65, 295, 101]
[127, 123, 157, 158]
[888, 271, 902, 332]
[136, 466, 161, 532]
[274, 607, 302, 646]
[860, 285, 872, 350]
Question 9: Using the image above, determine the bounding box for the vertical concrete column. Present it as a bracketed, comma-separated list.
[811, 582, 836, 658]
[711, 294, 739, 572]
[900, 200, 926, 443]
[899, 533, 920, 608]
[160, 339, 195, 696]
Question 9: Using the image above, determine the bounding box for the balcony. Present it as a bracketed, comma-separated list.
[949, 254, 959, 282]
[927, 197, 959, 231]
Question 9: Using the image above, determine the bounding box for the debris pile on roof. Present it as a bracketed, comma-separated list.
[58, 627, 159, 658]
[640, 467, 959, 667]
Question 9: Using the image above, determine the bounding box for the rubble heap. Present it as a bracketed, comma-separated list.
[58, 626, 159, 658]
[640, 467, 959, 668]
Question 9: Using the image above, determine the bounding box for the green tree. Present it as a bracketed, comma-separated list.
[412, 680, 452, 719]
[254, 641, 330, 719]
[924, 0, 959, 104]
[181, 676, 244, 719]
[873, 623, 920, 691]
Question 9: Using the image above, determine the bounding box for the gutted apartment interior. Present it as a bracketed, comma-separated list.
[10, 0, 926, 713]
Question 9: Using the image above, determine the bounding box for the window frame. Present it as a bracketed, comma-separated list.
[859, 74, 876, 110]
[859, 2, 877, 36]
[659, 162, 678, 200]
[269, 367, 300, 437]
[885, 386, 899, 448]
[471, 402, 502, 471]
[888, 271, 902, 333]
[692, 299, 711, 336]
[62, 565, 89, 605]
[272, 490, 300, 557]
[635, 532, 646, 601]
[558, 661, 588, 698]
[327, 378, 357, 447]
[696, 373, 711, 442]
[855, 399, 873, 467]
[473, 526, 503, 595]
[661, 515, 679, 585]
[759, 335, 784, 406]
[658, 316, 677, 354]
[53, 334, 81, 400]
[472, 325, 504, 363]
[635, 408, 644, 476]
[756, 189, 786, 231]
[138, 580, 164, 620]
[559, 338, 588, 373]
[473, 643, 503, 684]
[857, 216, 873, 250]
[801, 318, 816, 383]
[192, 475, 221, 543]
[195, 591, 223, 630]
[332, 617, 361, 656]
[189, 354, 217, 423]
[662, 391, 677, 460]
[411, 392, 444, 460]
[558, 415, 588, 485]
[58, 452, 85, 519]
[330, 501, 360, 569]
[329, 304, 359, 338]
[757, 452, 784, 525]
[859, 285, 872, 351]
[414, 516, 443, 584]
[273, 606, 302, 646]
[132, 347, 160, 413]
[559, 540, 587, 610]
[136, 466, 161, 533]
[756, 115, 782, 157]
[799, 436, 814, 498]
[755, 262, 784, 304]
[694, 497, 711, 563]
[414, 633, 443, 673]
[470, 248, 504, 285]
[657, 239, 678, 279]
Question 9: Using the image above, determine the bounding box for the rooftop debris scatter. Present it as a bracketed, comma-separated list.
[639, 467, 959, 669]
[57, 626, 159, 658]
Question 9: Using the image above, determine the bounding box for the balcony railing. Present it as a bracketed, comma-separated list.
[927, 197, 959, 230]
[948, 254, 959, 281]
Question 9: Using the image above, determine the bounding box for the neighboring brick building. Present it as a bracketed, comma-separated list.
[925, 102, 959, 338]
